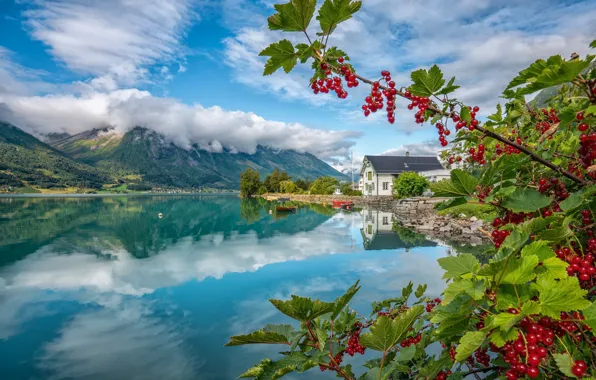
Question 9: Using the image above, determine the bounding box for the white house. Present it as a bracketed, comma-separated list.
[359, 153, 448, 197]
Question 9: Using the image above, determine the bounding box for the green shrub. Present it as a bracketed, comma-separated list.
[392, 172, 429, 199]
[309, 176, 339, 195]
[257, 185, 267, 195]
[279, 180, 297, 193]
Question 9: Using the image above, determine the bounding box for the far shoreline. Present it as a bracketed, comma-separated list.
[0, 192, 239, 198]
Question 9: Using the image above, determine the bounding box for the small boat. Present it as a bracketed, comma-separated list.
[276, 206, 297, 213]
[332, 200, 354, 208]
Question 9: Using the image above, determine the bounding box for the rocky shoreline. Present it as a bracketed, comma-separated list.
[263, 193, 490, 243]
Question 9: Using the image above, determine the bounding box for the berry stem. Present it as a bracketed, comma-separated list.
[320, 57, 591, 186]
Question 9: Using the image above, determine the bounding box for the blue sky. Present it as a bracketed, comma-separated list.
[0, 0, 594, 171]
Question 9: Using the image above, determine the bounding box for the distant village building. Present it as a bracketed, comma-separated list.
[359, 152, 448, 197]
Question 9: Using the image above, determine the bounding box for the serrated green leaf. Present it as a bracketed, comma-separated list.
[402, 281, 414, 299]
[538, 226, 573, 242]
[269, 295, 335, 322]
[438, 254, 480, 280]
[455, 331, 486, 362]
[460, 106, 471, 123]
[560, 185, 596, 212]
[492, 301, 541, 331]
[585, 104, 596, 116]
[502, 188, 551, 213]
[415, 284, 427, 298]
[418, 351, 453, 379]
[489, 328, 519, 348]
[553, 353, 577, 378]
[409, 65, 445, 97]
[520, 241, 555, 261]
[533, 274, 591, 319]
[360, 305, 424, 352]
[583, 302, 596, 331]
[226, 324, 294, 346]
[317, 0, 362, 34]
[500, 255, 539, 285]
[267, 0, 317, 32]
[590, 40, 596, 49]
[239, 352, 317, 379]
[436, 76, 460, 95]
[431, 169, 478, 197]
[396, 345, 416, 362]
[443, 278, 486, 304]
[540, 257, 569, 278]
[259, 40, 298, 75]
[434, 197, 468, 211]
[520, 58, 594, 95]
[331, 280, 361, 319]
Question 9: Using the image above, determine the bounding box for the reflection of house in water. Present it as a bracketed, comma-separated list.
[360, 209, 437, 251]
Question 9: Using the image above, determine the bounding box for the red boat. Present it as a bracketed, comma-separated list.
[331, 200, 354, 209]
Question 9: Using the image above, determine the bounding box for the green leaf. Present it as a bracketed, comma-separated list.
[533, 274, 591, 319]
[492, 301, 541, 331]
[499, 255, 539, 285]
[438, 254, 480, 280]
[583, 302, 596, 331]
[331, 280, 361, 319]
[410, 65, 446, 97]
[430, 170, 478, 197]
[553, 353, 577, 378]
[520, 241, 555, 261]
[434, 197, 468, 211]
[402, 281, 414, 299]
[591, 40, 596, 49]
[418, 351, 453, 379]
[489, 328, 519, 348]
[226, 324, 294, 346]
[436, 76, 460, 95]
[443, 279, 486, 304]
[560, 185, 596, 212]
[239, 353, 317, 379]
[540, 257, 569, 278]
[538, 226, 573, 242]
[267, 0, 317, 32]
[317, 0, 362, 34]
[396, 345, 416, 362]
[585, 105, 596, 117]
[415, 284, 427, 298]
[502, 188, 551, 213]
[360, 305, 424, 352]
[269, 295, 335, 322]
[454, 331, 486, 362]
[460, 106, 471, 123]
[259, 40, 298, 75]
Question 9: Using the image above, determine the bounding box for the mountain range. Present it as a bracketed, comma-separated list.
[0, 122, 346, 192]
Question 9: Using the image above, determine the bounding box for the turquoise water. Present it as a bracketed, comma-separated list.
[0, 196, 464, 380]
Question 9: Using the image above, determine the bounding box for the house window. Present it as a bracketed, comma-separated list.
[383, 182, 389, 190]
[367, 171, 372, 180]
[371, 183, 375, 190]
[368, 225, 373, 234]
[382, 216, 389, 225]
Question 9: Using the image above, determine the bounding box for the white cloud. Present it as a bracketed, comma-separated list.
[222, 0, 596, 121]
[23, 0, 196, 87]
[380, 141, 442, 157]
[0, 87, 359, 159]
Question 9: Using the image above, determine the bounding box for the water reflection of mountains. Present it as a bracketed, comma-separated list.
[0, 196, 333, 263]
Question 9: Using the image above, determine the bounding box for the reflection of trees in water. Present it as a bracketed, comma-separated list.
[0, 196, 334, 265]
[391, 222, 428, 246]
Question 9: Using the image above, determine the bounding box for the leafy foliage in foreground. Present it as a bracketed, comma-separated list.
[228, 0, 596, 378]
[392, 172, 429, 199]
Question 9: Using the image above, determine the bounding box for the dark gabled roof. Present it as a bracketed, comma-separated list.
[364, 155, 444, 174]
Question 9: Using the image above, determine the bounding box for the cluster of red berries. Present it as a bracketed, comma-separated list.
[534, 108, 561, 136]
[556, 239, 596, 284]
[577, 111, 590, 132]
[537, 177, 569, 200]
[446, 155, 463, 165]
[579, 132, 596, 179]
[467, 145, 486, 164]
[345, 322, 366, 356]
[474, 347, 490, 367]
[434, 370, 453, 380]
[495, 142, 522, 156]
[404, 91, 432, 125]
[311, 58, 359, 99]
[400, 333, 422, 348]
[319, 352, 346, 372]
[435, 123, 451, 147]
[361, 79, 398, 122]
[452, 106, 480, 131]
[425, 298, 441, 312]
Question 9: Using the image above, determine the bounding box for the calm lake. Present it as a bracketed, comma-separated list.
[0, 195, 483, 380]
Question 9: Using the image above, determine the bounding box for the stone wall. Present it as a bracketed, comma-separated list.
[265, 193, 394, 208]
[264, 194, 490, 243]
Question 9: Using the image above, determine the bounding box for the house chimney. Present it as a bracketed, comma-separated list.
[406, 151, 409, 157]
